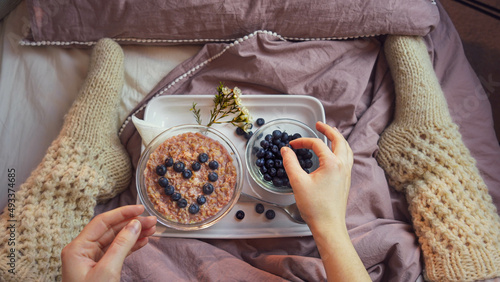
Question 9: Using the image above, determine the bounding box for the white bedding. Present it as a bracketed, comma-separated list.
[0, 1, 202, 210]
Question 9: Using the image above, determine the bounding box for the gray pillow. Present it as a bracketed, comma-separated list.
[22, 0, 440, 47]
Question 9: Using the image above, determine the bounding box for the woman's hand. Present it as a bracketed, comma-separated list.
[281, 121, 370, 281]
[61, 205, 157, 282]
[281, 121, 353, 232]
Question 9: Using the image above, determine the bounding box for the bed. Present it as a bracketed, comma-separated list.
[1, 0, 499, 281]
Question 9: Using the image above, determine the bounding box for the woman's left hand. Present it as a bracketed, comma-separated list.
[61, 205, 157, 282]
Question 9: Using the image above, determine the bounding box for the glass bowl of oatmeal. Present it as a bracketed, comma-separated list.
[245, 118, 320, 195]
[137, 124, 243, 231]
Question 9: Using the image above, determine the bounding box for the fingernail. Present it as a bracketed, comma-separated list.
[127, 219, 141, 234]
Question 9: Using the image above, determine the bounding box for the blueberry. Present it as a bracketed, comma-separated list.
[269, 167, 277, 177]
[209, 160, 219, 170]
[208, 172, 218, 182]
[281, 132, 289, 142]
[265, 159, 275, 168]
[260, 140, 270, 149]
[272, 130, 282, 139]
[271, 145, 279, 154]
[188, 203, 200, 214]
[275, 159, 283, 168]
[235, 210, 245, 220]
[264, 151, 274, 159]
[198, 153, 209, 163]
[259, 165, 268, 174]
[203, 183, 214, 194]
[255, 203, 265, 214]
[255, 158, 265, 167]
[164, 185, 175, 195]
[256, 148, 266, 158]
[158, 177, 169, 187]
[171, 192, 181, 201]
[276, 168, 286, 178]
[272, 138, 281, 145]
[283, 178, 290, 187]
[256, 118, 265, 126]
[274, 151, 282, 159]
[197, 195, 207, 205]
[156, 165, 167, 176]
[263, 173, 272, 181]
[177, 198, 188, 208]
[303, 150, 313, 160]
[297, 148, 308, 156]
[182, 169, 193, 179]
[303, 168, 310, 174]
[299, 159, 306, 168]
[164, 157, 174, 167]
[265, 209, 276, 220]
[264, 134, 273, 142]
[272, 177, 284, 187]
[292, 133, 302, 140]
[244, 131, 253, 140]
[304, 159, 313, 169]
[236, 127, 245, 136]
[173, 161, 185, 172]
[191, 162, 201, 171]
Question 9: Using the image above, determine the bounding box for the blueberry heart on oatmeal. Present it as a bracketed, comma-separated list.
[144, 132, 237, 224]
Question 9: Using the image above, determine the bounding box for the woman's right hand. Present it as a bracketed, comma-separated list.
[281, 121, 354, 232]
[281, 122, 370, 281]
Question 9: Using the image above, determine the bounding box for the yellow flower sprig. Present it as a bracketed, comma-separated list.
[190, 82, 252, 130]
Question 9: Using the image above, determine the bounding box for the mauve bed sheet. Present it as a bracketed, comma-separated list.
[96, 3, 500, 281]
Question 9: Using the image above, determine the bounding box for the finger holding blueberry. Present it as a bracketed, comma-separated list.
[251, 126, 316, 189]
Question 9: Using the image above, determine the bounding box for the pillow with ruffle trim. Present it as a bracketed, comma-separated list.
[22, 0, 440, 47]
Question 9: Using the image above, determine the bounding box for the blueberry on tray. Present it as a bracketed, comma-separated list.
[255, 203, 265, 214]
[235, 210, 245, 220]
[256, 118, 265, 126]
[265, 209, 276, 220]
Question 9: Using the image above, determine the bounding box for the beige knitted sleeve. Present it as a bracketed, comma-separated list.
[377, 35, 500, 281]
[0, 39, 131, 281]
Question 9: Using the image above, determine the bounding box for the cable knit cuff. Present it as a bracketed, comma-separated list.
[378, 123, 500, 281]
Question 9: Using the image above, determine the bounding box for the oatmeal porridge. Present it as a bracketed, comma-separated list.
[144, 132, 238, 224]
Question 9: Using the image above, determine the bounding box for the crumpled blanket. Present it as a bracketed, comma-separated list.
[97, 3, 500, 281]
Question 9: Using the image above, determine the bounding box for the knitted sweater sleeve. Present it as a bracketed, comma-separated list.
[0, 39, 131, 281]
[376, 35, 500, 281]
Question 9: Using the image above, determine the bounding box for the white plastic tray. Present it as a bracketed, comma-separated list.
[142, 95, 325, 238]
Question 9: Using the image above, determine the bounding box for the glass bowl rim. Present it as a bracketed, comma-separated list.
[245, 118, 319, 195]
